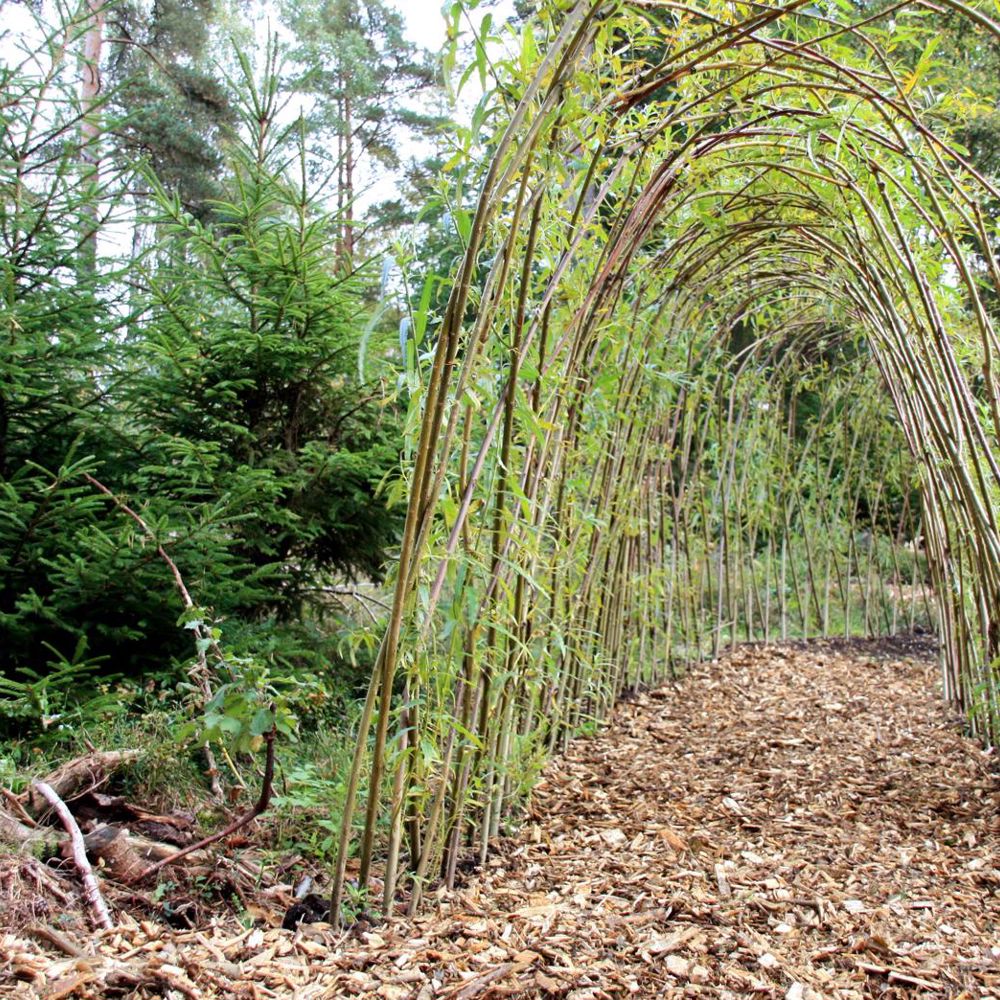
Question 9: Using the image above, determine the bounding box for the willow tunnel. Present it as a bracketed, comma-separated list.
[330, 0, 1000, 919]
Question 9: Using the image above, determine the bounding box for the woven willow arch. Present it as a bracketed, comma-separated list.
[330, 0, 1000, 919]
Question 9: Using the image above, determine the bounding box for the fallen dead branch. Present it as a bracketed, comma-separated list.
[0, 804, 55, 851]
[25, 749, 142, 817]
[79, 824, 207, 884]
[26, 923, 86, 958]
[31, 780, 114, 930]
[1, 785, 37, 826]
[84, 825, 163, 883]
[447, 950, 540, 1000]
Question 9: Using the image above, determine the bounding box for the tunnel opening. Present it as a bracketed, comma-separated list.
[329, 0, 1000, 918]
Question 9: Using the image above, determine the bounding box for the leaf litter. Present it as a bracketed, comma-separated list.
[3, 635, 998, 998]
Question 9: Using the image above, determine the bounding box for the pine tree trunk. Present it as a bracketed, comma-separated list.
[343, 90, 354, 266]
[79, 0, 105, 270]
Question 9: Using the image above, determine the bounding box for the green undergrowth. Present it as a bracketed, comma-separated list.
[0, 611, 384, 865]
[0, 674, 374, 864]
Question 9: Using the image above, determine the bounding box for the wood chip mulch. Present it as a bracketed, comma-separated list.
[3, 636, 998, 998]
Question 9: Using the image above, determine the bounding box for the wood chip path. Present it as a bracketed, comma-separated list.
[4, 637, 998, 998]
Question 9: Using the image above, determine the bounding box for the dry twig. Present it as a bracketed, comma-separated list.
[82, 473, 225, 802]
[133, 727, 276, 883]
[30, 780, 114, 930]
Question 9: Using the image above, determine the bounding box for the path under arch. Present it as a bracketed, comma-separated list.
[5, 637, 998, 998]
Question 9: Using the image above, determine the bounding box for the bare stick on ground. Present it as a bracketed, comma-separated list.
[132, 727, 276, 883]
[31, 780, 114, 930]
[0, 806, 52, 850]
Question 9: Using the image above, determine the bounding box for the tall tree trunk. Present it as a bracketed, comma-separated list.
[79, 0, 106, 270]
[343, 89, 354, 266]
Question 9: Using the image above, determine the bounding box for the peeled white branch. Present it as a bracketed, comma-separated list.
[32, 779, 114, 930]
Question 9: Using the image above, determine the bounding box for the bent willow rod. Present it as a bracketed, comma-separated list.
[329, 0, 1000, 924]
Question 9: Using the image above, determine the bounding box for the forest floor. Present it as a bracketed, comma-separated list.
[3, 636, 999, 999]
